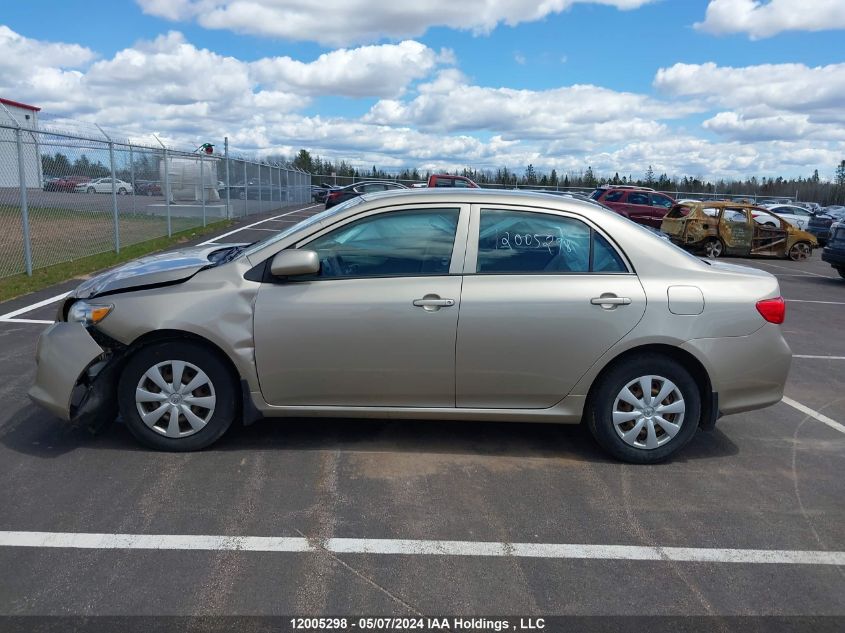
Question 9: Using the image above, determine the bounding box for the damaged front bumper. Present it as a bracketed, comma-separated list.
[29, 322, 123, 429]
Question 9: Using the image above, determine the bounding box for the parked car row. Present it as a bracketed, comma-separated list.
[822, 217, 845, 279]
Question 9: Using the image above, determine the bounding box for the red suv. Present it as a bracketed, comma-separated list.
[590, 185, 675, 228]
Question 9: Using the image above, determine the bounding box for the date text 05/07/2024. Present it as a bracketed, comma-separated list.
[289, 617, 547, 631]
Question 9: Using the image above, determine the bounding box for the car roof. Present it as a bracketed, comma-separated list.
[356, 186, 620, 214]
[677, 200, 766, 211]
[596, 184, 656, 192]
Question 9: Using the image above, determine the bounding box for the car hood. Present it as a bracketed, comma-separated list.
[74, 243, 245, 299]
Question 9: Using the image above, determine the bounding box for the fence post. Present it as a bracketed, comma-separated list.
[278, 166, 282, 205]
[224, 137, 230, 219]
[15, 128, 33, 276]
[200, 154, 206, 227]
[163, 147, 172, 237]
[244, 161, 249, 216]
[129, 142, 136, 215]
[108, 140, 120, 253]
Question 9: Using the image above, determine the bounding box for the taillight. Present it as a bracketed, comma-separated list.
[756, 297, 785, 324]
[327, 191, 341, 201]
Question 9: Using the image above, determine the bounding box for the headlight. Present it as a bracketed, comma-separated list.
[67, 301, 113, 326]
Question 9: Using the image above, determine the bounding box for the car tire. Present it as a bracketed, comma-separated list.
[586, 354, 701, 464]
[118, 341, 239, 451]
[118, 187, 127, 195]
[764, 222, 777, 227]
[703, 237, 724, 258]
[788, 241, 812, 261]
[87, 187, 95, 193]
[238, 191, 246, 200]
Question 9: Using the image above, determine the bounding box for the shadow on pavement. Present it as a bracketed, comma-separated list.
[2, 403, 739, 464]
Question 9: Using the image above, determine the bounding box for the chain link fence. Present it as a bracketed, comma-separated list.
[0, 121, 311, 278]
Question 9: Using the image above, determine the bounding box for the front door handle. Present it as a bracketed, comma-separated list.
[413, 294, 455, 311]
[591, 294, 632, 309]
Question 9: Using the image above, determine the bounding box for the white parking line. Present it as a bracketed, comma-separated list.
[793, 354, 845, 360]
[750, 261, 837, 278]
[0, 318, 54, 325]
[0, 291, 69, 321]
[198, 204, 320, 246]
[782, 396, 845, 435]
[0, 531, 842, 566]
[787, 299, 845, 306]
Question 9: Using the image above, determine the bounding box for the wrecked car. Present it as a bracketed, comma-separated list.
[660, 201, 818, 261]
[30, 189, 793, 464]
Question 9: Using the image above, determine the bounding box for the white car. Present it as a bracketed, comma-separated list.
[75, 178, 134, 195]
[753, 204, 816, 229]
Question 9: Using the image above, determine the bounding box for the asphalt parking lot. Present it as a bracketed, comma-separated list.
[0, 205, 842, 624]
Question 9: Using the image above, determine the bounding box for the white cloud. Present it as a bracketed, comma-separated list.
[2, 25, 844, 181]
[695, 0, 845, 39]
[252, 40, 448, 98]
[0, 25, 94, 109]
[364, 71, 696, 145]
[137, 0, 657, 46]
[654, 61, 845, 141]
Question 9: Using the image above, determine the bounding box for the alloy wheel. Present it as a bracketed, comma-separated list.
[789, 242, 811, 261]
[705, 239, 723, 258]
[612, 375, 686, 450]
[135, 360, 216, 438]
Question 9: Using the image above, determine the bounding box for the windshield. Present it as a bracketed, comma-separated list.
[239, 197, 364, 259]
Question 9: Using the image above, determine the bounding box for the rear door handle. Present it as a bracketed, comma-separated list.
[413, 295, 455, 311]
[591, 295, 631, 309]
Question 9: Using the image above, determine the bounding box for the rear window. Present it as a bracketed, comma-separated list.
[665, 205, 692, 218]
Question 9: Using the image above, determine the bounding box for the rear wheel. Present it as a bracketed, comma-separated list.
[87, 187, 95, 193]
[118, 341, 238, 451]
[587, 354, 701, 464]
[118, 187, 127, 195]
[703, 238, 723, 258]
[788, 241, 811, 261]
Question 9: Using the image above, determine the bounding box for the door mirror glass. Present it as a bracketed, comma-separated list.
[270, 250, 320, 277]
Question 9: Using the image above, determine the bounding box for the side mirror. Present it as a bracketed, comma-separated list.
[270, 250, 320, 277]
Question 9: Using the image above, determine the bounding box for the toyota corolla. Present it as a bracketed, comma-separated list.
[29, 189, 792, 463]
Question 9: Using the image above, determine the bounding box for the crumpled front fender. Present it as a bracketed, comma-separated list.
[29, 323, 105, 420]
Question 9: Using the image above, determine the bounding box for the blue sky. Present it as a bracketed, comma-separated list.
[2, 0, 845, 180]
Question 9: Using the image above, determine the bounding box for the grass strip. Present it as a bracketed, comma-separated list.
[0, 219, 231, 303]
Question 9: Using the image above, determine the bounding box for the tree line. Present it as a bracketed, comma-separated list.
[290, 148, 845, 205]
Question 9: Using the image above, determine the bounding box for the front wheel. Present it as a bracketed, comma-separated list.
[788, 241, 812, 261]
[587, 354, 701, 464]
[118, 341, 238, 451]
[118, 187, 127, 195]
[87, 187, 95, 193]
[703, 237, 724, 258]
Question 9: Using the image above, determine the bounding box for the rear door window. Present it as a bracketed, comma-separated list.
[650, 194, 673, 209]
[627, 192, 650, 205]
[476, 209, 627, 274]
